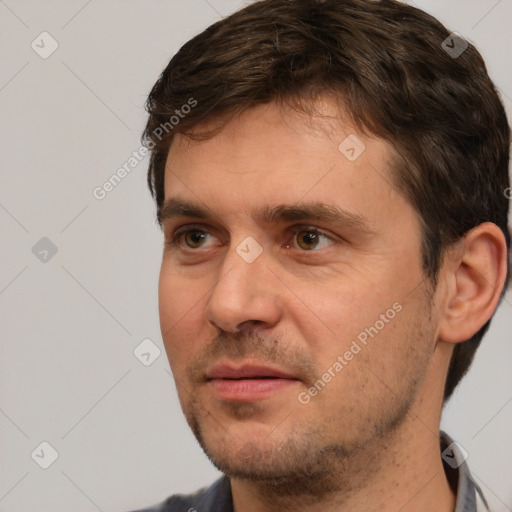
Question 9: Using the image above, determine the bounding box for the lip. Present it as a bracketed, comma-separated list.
[206, 363, 298, 380]
[205, 362, 300, 401]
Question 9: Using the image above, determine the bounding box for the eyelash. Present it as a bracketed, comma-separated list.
[167, 224, 219, 249]
[167, 224, 335, 251]
[287, 226, 334, 250]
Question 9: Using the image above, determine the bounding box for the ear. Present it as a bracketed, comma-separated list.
[438, 222, 509, 344]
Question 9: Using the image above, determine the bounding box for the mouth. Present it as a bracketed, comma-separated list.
[205, 362, 301, 401]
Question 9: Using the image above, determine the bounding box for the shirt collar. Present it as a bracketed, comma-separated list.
[440, 430, 489, 512]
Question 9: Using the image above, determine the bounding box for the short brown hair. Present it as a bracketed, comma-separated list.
[143, 0, 510, 401]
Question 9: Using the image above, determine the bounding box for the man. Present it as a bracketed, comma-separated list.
[132, 0, 510, 510]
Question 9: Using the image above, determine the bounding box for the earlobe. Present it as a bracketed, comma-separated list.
[438, 222, 508, 344]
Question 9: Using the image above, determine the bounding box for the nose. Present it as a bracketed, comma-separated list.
[204, 243, 282, 334]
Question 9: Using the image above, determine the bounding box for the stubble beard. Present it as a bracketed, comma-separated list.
[176, 292, 436, 505]
[182, 364, 425, 506]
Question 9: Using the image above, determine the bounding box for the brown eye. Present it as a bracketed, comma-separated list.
[167, 226, 221, 254]
[290, 228, 334, 251]
[296, 230, 321, 250]
[183, 230, 208, 248]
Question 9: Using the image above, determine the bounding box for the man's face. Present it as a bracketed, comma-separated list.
[158, 99, 439, 487]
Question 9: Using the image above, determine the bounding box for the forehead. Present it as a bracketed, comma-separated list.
[163, 99, 411, 232]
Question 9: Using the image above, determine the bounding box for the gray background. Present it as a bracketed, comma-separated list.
[0, 1, 510, 511]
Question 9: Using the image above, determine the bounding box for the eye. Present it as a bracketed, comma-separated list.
[288, 227, 335, 251]
[171, 227, 220, 249]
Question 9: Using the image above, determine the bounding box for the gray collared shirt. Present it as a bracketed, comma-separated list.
[131, 431, 488, 512]
[440, 432, 489, 512]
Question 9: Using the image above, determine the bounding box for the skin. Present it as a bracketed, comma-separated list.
[158, 97, 508, 512]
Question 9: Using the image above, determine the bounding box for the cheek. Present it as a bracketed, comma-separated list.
[283, 266, 419, 387]
[282, 271, 388, 347]
[158, 266, 206, 367]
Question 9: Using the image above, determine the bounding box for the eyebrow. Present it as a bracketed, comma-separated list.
[159, 197, 375, 234]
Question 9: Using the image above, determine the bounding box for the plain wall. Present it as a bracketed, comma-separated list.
[0, 1, 510, 511]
